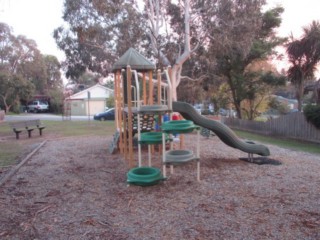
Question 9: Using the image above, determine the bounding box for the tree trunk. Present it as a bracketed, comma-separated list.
[231, 86, 242, 119]
[171, 64, 183, 101]
[0, 95, 10, 113]
[5, 105, 10, 113]
[227, 74, 242, 119]
[296, 81, 304, 111]
[234, 101, 242, 119]
[147, 0, 193, 101]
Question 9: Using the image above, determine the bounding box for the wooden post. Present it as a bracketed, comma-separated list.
[115, 71, 120, 130]
[148, 70, 153, 105]
[127, 66, 134, 168]
[168, 66, 173, 118]
[121, 70, 127, 158]
[114, 71, 118, 129]
[143, 72, 147, 105]
[157, 69, 162, 154]
[157, 69, 161, 105]
[123, 112, 128, 159]
[116, 71, 124, 154]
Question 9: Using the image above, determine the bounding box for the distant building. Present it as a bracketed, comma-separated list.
[274, 95, 298, 110]
[304, 80, 320, 104]
[66, 84, 113, 116]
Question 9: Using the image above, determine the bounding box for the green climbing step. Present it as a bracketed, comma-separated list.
[127, 167, 165, 186]
[162, 120, 199, 134]
[139, 132, 171, 144]
[164, 149, 198, 165]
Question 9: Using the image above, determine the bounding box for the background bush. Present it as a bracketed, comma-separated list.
[303, 104, 320, 129]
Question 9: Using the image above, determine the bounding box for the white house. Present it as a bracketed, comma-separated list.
[66, 84, 114, 116]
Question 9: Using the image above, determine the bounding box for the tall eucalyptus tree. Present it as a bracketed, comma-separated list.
[54, 0, 147, 80]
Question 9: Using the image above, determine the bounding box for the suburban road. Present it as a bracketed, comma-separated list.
[4, 113, 93, 122]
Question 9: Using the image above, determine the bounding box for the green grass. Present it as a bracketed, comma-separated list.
[234, 130, 320, 155]
[42, 120, 116, 137]
[0, 120, 116, 167]
[0, 143, 23, 167]
[1, 120, 319, 168]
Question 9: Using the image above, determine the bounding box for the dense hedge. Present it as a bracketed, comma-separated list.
[303, 104, 320, 129]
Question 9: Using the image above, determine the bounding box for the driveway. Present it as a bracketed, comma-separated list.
[4, 113, 93, 122]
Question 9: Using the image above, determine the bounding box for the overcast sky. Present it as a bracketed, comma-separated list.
[267, 0, 320, 37]
[0, 0, 65, 60]
[1, 0, 320, 63]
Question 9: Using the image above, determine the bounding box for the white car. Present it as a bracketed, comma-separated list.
[194, 106, 202, 115]
[27, 100, 49, 113]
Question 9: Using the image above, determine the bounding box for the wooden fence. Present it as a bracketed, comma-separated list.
[222, 112, 320, 144]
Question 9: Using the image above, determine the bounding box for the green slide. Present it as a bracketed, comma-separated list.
[173, 101, 270, 156]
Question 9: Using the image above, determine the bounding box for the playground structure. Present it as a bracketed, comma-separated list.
[112, 48, 270, 185]
[112, 48, 174, 168]
[112, 48, 201, 184]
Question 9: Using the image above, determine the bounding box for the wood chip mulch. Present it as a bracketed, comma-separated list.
[0, 135, 319, 239]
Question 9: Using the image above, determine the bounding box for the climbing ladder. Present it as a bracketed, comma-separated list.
[132, 69, 173, 167]
[161, 120, 201, 181]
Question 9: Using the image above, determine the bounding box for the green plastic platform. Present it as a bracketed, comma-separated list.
[161, 120, 199, 134]
[139, 132, 171, 144]
[127, 167, 165, 186]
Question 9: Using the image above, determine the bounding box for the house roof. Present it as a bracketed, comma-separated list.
[112, 48, 155, 72]
[68, 84, 114, 100]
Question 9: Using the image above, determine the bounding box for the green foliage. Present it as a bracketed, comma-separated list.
[210, 5, 286, 119]
[261, 72, 287, 86]
[74, 72, 99, 86]
[106, 96, 115, 108]
[211, 83, 233, 111]
[0, 22, 63, 112]
[43, 55, 62, 89]
[0, 73, 35, 112]
[54, 0, 146, 80]
[104, 80, 114, 90]
[177, 79, 206, 105]
[268, 96, 290, 115]
[303, 104, 320, 129]
[286, 21, 320, 110]
[48, 88, 64, 114]
[11, 101, 22, 114]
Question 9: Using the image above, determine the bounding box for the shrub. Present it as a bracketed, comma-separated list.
[49, 89, 64, 114]
[303, 104, 320, 129]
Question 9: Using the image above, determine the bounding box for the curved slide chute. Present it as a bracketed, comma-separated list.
[173, 101, 270, 156]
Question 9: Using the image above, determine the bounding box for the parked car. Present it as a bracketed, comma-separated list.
[288, 109, 299, 114]
[194, 105, 202, 115]
[219, 108, 228, 116]
[93, 108, 115, 121]
[27, 100, 49, 113]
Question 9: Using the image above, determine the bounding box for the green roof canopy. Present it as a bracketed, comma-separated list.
[112, 48, 155, 72]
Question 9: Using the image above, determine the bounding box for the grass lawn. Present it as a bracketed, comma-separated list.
[0, 120, 116, 167]
[235, 130, 320, 155]
[0, 120, 319, 168]
[42, 120, 116, 137]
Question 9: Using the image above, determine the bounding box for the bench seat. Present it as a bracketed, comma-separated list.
[9, 119, 45, 139]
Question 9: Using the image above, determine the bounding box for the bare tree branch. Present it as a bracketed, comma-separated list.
[180, 74, 209, 82]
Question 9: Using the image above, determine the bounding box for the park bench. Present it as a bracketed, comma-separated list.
[9, 119, 45, 139]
